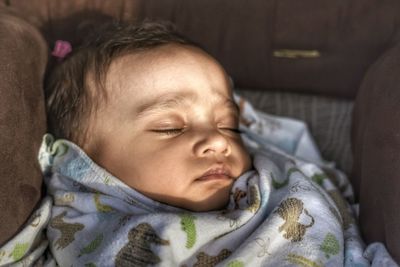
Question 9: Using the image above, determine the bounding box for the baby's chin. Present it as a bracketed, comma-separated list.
[172, 186, 232, 212]
[141, 181, 234, 212]
[183, 198, 230, 212]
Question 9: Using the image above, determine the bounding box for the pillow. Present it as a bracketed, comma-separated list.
[352, 43, 400, 263]
[0, 10, 47, 246]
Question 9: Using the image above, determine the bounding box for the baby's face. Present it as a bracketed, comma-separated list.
[84, 44, 251, 211]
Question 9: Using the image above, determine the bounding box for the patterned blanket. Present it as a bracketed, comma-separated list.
[0, 95, 397, 267]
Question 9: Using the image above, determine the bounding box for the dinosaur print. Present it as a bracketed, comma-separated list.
[289, 181, 312, 193]
[51, 140, 69, 157]
[50, 211, 84, 250]
[286, 253, 323, 267]
[254, 237, 272, 257]
[226, 259, 245, 267]
[232, 188, 247, 210]
[55, 192, 75, 206]
[180, 213, 197, 249]
[311, 173, 328, 186]
[275, 198, 315, 242]
[214, 212, 242, 240]
[193, 249, 232, 267]
[8, 243, 29, 261]
[79, 233, 104, 257]
[320, 233, 340, 258]
[246, 184, 260, 213]
[94, 193, 113, 212]
[115, 223, 169, 267]
[29, 211, 41, 227]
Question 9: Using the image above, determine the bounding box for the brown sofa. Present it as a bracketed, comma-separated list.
[0, 0, 399, 263]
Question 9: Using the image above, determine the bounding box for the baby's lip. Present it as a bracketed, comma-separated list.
[196, 166, 233, 181]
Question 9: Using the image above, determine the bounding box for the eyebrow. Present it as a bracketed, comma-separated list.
[135, 91, 239, 118]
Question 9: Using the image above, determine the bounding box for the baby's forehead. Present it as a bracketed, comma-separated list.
[136, 89, 236, 113]
[109, 43, 221, 73]
[101, 43, 233, 114]
[106, 44, 229, 86]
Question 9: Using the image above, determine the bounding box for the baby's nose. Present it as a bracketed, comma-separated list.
[193, 129, 231, 157]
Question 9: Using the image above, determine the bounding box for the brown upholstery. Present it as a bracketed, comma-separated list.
[0, 10, 47, 245]
[352, 43, 400, 263]
[4, 0, 400, 98]
[0, 0, 399, 262]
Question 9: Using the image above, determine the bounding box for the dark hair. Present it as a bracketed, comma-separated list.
[46, 21, 195, 145]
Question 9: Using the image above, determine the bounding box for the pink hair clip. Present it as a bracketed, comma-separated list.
[52, 40, 72, 60]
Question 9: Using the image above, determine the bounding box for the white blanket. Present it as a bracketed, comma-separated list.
[0, 95, 397, 267]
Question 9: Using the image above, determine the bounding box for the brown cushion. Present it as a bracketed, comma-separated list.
[0, 9, 47, 246]
[5, 0, 400, 98]
[352, 43, 400, 263]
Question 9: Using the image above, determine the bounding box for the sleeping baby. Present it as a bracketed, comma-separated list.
[40, 21, 397, 266]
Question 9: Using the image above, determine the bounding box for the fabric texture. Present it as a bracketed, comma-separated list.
[38, 97, 397, 266]
[236, 89, 353, 177]
[0, 9, 48, 246]
[0, 197, 51, 266]
[3, 0, 400, 97]
[352, 42, 400, 263]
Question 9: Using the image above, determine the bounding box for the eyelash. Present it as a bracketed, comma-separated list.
[220, 127, 242, 134]
[152, 129, 184, 135]
[152, 127, 241, 136]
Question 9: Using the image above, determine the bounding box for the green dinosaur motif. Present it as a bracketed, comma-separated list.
[94, 193, 113, 212]
[271, 172, 288, 189]
[79, 233, 104, 257]
[8, 243, 29, 261]
[180, 213, 197, 249]
[226, 259, 245, 267]
[286, 253, 323, 267]
[320, 233, 340, 258]
[311, 173, 328, 186]
[50, 140, 69, 157]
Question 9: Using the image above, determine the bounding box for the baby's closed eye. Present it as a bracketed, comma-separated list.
[219, 127, 242, 134]
[151, 128, 184, 136]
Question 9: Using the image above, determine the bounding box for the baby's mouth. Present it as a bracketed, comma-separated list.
[196, 167, 233, 182]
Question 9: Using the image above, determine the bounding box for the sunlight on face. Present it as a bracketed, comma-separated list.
[84, 44, 251, 211]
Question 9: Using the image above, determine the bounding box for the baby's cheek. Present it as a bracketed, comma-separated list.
[242, 152, 252, 171]
[237, 144, 252, 171]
